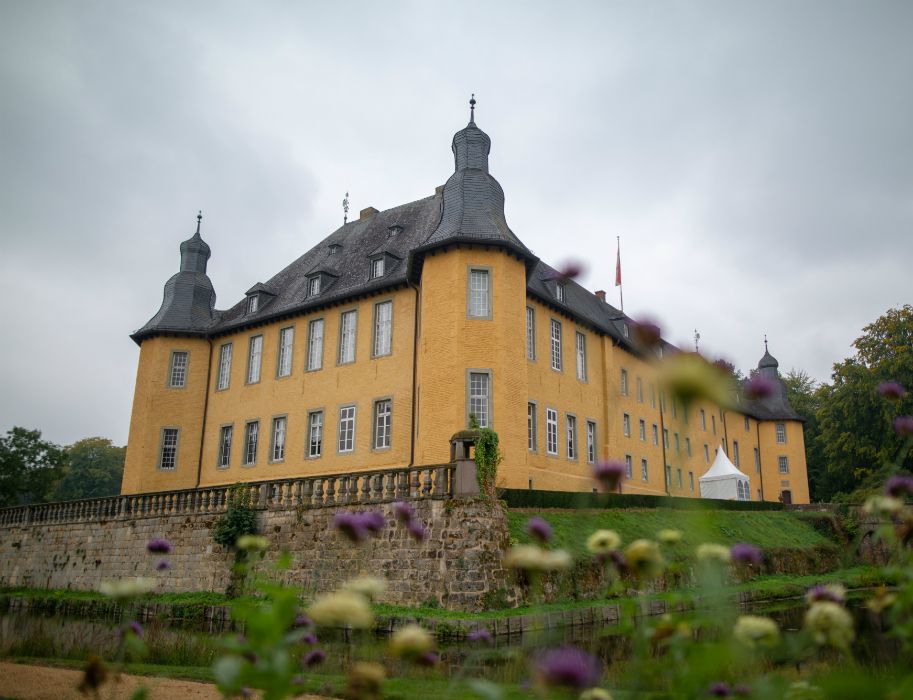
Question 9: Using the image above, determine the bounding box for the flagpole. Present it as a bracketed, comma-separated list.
[616, 236, 624, 312]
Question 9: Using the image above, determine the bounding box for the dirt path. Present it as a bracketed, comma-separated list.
[0, 662, 327, 700]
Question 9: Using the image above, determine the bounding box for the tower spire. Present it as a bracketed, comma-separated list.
[764, 334, 768, 352]
[196, 210, 202, 235]
[469, 93, 476, 123]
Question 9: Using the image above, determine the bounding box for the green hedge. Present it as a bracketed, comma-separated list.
[501, 489, 784, 511]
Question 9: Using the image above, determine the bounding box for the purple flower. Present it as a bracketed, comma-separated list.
[416, 651, 439, 667]
[894, 416, 913, 437]
[293, 613, 312, 628]
[632, 318, 662, 347]
[806, 584, 845, 604]
[407, 519, 427, 541]
[360, 511, 386, 533]
[525, 517, 553, 544]
[744, 375, 777, 400]
[730, 543, 763, 566]
[334, 512, 367, 543]
[593, 460, 626, 492]
[156, 559, 170, 571]
[146, 538, 172, 554]
[535, 647, 602, 690]
[468, 628, 492, 644]
[303, 649, 326, 667]
[733, 684, 751, 697]
[303, 633, 317, 646]
[393, 501, 414, 523]
[708, 682, 732, 697]
[545, 261, 584, 283]
[608, 550, 628, 576]
[121, 620, 143, 639]
[877, 381, 907, 400]
[886, 475, 913, 498]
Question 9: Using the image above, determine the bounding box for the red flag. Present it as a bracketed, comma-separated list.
[614, 240, 622, 287]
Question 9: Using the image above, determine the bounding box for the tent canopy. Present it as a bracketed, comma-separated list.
[700, 445, 751, 483]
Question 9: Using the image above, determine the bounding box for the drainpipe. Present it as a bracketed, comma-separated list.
[195, 338, 214, 488]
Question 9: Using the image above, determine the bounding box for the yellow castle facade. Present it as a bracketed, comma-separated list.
[122, 104, 810, 504]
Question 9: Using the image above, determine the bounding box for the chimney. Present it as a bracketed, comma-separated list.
[360, 206, 379, 219]
[595, 290, 606, 302]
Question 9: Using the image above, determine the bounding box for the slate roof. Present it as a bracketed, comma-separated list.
[737, 347, 804, 422]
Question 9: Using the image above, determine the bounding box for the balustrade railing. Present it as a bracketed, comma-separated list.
[0, 464, 454, 527]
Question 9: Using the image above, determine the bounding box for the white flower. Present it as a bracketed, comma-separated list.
[308, 591, 374, 628]
[696, 543, 731, 565]
[389, 624, 434, 658]
[505, 545, 572, 572]
[342, 575, 388, 602]
[733, 615, 780, 649]
[804, 601, 854, 649]
[99, 577, 157, 600]
[586, 530, 621, 554]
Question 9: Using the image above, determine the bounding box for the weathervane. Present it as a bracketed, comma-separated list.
[196, 210, 202, 235]
[764, 334, 768, 352]
[342, 192, 349, 224]
[694, 329, 701, 353]
[469, 93, 476, 123]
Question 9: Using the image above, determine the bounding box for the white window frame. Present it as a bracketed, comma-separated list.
[754, 447, 761, 473]
[217, 425, 232, 469]
[566, 414, 577, 460]
[527, 402, 538, 451]
[641, 458, 648, 481]
[663, 428, 670, 449]
[686, 437, 692, 456]
[778, 455, 790, 474]
[744, 415, 750, 431]
[636, 377, 643, 403]
[586, 420, 596, 464]
[308, 276, 321, 296]
[550, 319, 562, 371]
[467, 267, 491, 319]
[526, 306, 536, 360]
[158, 427, 179, 471]
[247, 335, 263, 384]
[372, 257, 385, 279]
[307, 410, 323, 459]
[689, 471, 695, 492]
[247, 295, 259, 314]
[623, 413, 631, 438]
[270, 416, 287, 463]
[243, 420, 259, 466]
[652, 424, 659, 446]
[372, 301, 393, 358]
[620, 368, 629, 396]
[674, 432, 680, 453]
[168, 351, 188, 389]
[638, 419, 646, 441]
[556, 282, 566, 302]
[373, 399, 392, 450]
[575, 332, 587, 381]
[277, 326, 294, 377]
[217, 343, 232, 391]
[307, 318, 324, 371]
[624, 454, 633, 479]
[776, 422, 787, 444]
[733, 440, 740, 467]
[338, 310, 357, 364]
[468, 371, 491, 428]
[545, 408, 558, 455]
[338, 405, 356, 453]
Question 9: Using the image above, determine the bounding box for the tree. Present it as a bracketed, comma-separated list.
[815, 305, 913, 501]
[782, 370, 827, 501]
[54, 437, 125, 501]
[0, 427, 67, 507]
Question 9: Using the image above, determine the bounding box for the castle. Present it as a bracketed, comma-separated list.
[122, 101, 809, 504]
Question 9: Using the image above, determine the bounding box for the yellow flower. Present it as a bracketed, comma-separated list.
[865, 587, 897, 615]
[863, 495, 902, 517]
[696, 543, 731, 565]
[343, 575, 388, 602]
[657, 353, 733, 410]
[733, 615, 780, 649]
[804, 601, 854, 649]
[657, 529, 682, 545]
[580, 689, 613, 700]
[586, 530, 622, 554]
[389, 624, 434, 659]
[505, 545, 572, 571]
[99, 577, 157, 600]
[623, 539, 664, 579]
[236, 535, 269, 551]
[308, 591, 374, 629]
[346, 661, 386, 698]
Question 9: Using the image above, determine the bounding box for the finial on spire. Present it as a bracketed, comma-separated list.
[764, 334, 768, 352]
[196, 210, 202, 235]
[342, 192, 350, 224]
[694, 329, 701, 353]
[469, 93, 476, 123]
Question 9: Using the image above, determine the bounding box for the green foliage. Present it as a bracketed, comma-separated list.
[474, 427, 502, 501]
[0, 427, 67, 506]
[783, 370, 827, 501]
[502, 488, 783, 511]
[54, 437, 125, 501]
[212, 484, 258, 549]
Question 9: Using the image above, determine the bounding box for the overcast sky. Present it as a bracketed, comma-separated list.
[1, 1, 911, 447]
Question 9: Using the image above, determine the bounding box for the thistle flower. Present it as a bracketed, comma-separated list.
[863, 495, 902, 517]
[416, 651, 439, 667]
[146, 538, 173, 554]
[342, 575, 388, 602]
[545, 261, 585, 283]
[580, 689, 613, 700]
[657, 353, 733, 410]
[743, 375, 777, 400]
[708, 682, 732, 697]
[236, 535, 269, 551]
[307, 591, 374, 629]
[392, 501, 414, 523]
[303, 649, 326, 667]
[632, 318, 662, 348]
[885, 475, 913, 498]
[293, 613, 313, 628]
[505, 544, 572, 571]
[534, 647, 602, 690]
[805, 583, 846, 605]
[623, 540, 664, 580]
[586, 530, 621, 554]
[592, 460, 626, 492]
[657, 529, 682, 545]
[360, 511, 386, 533]
[346, 662, 385, 699]
[389, 624, 435, 660]
[525, 517, 553, 544]
[406, 519, 427, 541]
[121, 620, 143, 639]
[607, 550, 628, 575]
[894, 416, 913, 437]
[333, 512, 368, 543]
[303, 633, 317, 646]
[696, 543, 731, 565]
[468, 628, 493, 644]
[156, 559, 171, 571]
[99, 577, 156, 600]
[804, 601, 854, 648]
[730, 543, 763, 566]
[733, 615, 780, 649]
[877, 381, 907, 400]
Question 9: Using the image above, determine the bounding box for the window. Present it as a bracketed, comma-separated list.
[566, 415, 577, 460]
[641, 458, 649, 481]
[623, 413, 631, 437]
[663, 429, 669, 449]
[688, 471, 695, 492]
[527, 403, 537, 451]
[620, 369, 629, 395]
[270, 416, 287, 462]
[733, 441, 740, 467]
[308, 276, 321, 296]
[526, 307, 536, 360]
[652, 424, 659, 446]
[247, 335, 263, 384]
[247, 295, 259, 314]
[778, 456, 790, 474]
[468, 268, 491, 318]
[159, 428, 178, 470]
[338, 310, 357, 364]
[665, 465, 672, 488]
[277, 327, 294, 377]
[776, 423, 787, 444]
[546, 409, 558, 455]
[704, 444, 710, 462]
[308, 411, 323, 458]
[217, 425, 232, 468]
[744, 415, 750, 431]
[624, 454, 633, 479]
[586, 421, 596, 463]
[468, 372, 491, 428]
[622, 322, 630, 338]
[373, 399, 392, 449]
[638, 419, 646, 441]
[700, 409, 706, 430]
[754, 447, 761, 473]
[650, 384, 656, 408]
[372, 258, 385, 279]
[373, 301, 393, 357]
[575, 332, 587, 381]
[711, 415, 717, 434]
[736, 480, 744, 500]
[338, 406, 356, 453]
[217, 343, 232, 390]
[686, 437, 692, 456]
[676, 468, 683, 489]
[550, 319, 562, 371]
[243, 421, 259, 465]
[168, 351, 188, 388]
[556, 282, 566, 302]
[307, 319, 324, 371]
[674, 433, 680, 453]
[636, 377, 643, 403]
[671, 400, 677, 418]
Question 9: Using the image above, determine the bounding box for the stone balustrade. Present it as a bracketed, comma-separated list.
[0, 464, 454, 528]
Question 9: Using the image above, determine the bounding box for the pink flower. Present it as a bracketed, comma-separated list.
[743, 375, 777, 400]
[146, 538, 172, 554]
[525, 517, 553, 544]
[593, 460, 626, 492]
[877, 381, 907, 400]
[894, 416, 913, 437]
[535, 647, 602, 690]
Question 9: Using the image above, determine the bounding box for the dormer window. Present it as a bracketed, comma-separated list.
[309, 276, 321, 296]
[622, 323, 630, 338]
[247, 295, 259, 314]
[372, 258, 385, 279]
[556, 282, 566, 303]
[387, 225, 403, 238]
[328, 243, 341, 255]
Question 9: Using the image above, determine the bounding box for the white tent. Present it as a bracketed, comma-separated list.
[699, 446, 752, 501]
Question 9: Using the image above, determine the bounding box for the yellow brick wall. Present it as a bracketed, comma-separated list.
[122, 336, 211, 494]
